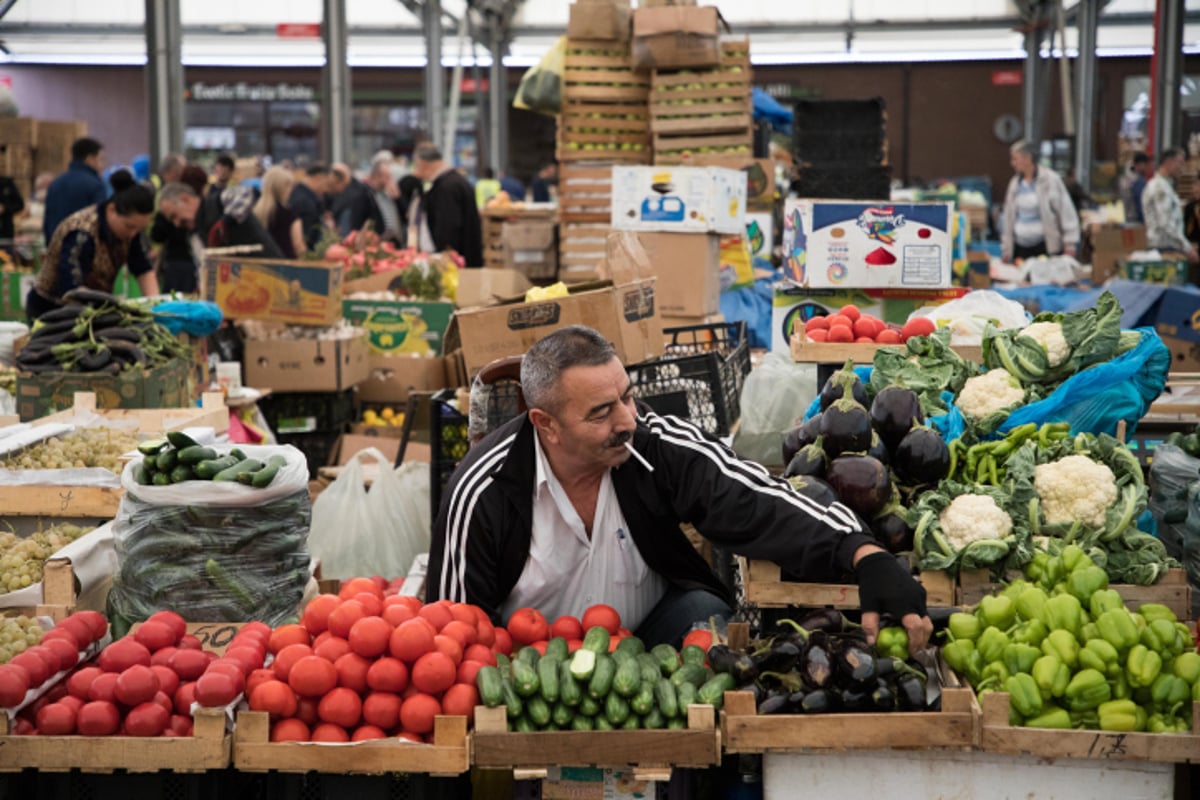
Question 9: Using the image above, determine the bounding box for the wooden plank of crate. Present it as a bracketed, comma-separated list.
[563, 68, 648, 87]
[721, 689, 978, 753]
[0, 709, 230, 772]
[232, 711, 469, 775]
[560, 115, 650, 135]
[471, 704, 719, 769]
[35, 391, 229, 435]
[0, 483, 123, 518]
[650, 74, 752, 93]
[563, 86, 650, 104]
[790, 339, 984, 365]
[651, 114, 754, 137]
[653, 132, 754, 154]
[650, 99, 752, 117]
[979, 692, 1200, 763]
[739, 558, 955, 609]
[557, 146, 649, 163]
[558, 131, 648, 147]
[1112, 569, 1192, 620]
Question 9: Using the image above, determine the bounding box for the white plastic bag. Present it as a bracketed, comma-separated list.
[732, 352, 817, 467]
[909, 290, 1031, 346]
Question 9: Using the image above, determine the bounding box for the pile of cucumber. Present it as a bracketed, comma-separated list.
[475, 627, 730, 732]
[135, 432, 286, 488]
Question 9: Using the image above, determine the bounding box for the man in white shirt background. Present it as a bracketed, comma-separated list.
[1142, 146, 1200, 269]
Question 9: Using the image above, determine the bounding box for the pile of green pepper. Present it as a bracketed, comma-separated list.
[944, 543, 1199, 732]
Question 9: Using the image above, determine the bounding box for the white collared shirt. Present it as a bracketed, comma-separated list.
[499, 432, 668, 631]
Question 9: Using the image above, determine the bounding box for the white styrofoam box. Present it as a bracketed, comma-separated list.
[611, 165, 747, 235]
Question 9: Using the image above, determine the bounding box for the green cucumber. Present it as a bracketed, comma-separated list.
[697, 672, 736, 709]
[570, 716, 594, 731]
[537, 656, 560, 703]
[582, 626, 611, 654]
[604, 693, 630, 725]
[495, 653, 511, 673]
[230, 448, 247, 460]
[477, 665, 504, 708]
[156, 448, 178, 472]
[651, 643, 680, 676]
[250, 455, 287, 488]
[569, 648, 596, 682]
[142, 454, 157, 471]
[516, 646, 540, 667]
[594, 716, 614, 731]
[588, 654, 615, 699]
[667, 718, 687, 730]
[152, 472, 171, 486]
[578, 695, 600, 717]
[545, 637, 569, 662]
[511, 659, 541, 698]
[613, 658, 642, 698]
[214, 458, 263, 482]
[643, 708, 666, 729]
[166, 431, 200, 450]
[551, 703, 573, 728]
[656, 678, 679, 719]
[670, 663, 708, 689]
[500, 670, 524, 719]
[169, 464, 194, 483]
[526, 696, 551, 728]
[620, 714, 641, 730]
[677, 682, 698, 709]
[612, 648, 637, 667]
[134, 464, 152, 485]
[513, 716, 536, 733]
[194, 455, 239, 479]
[236, 465, 267, 485]
[614, 637, 645, 658]
[637, 654, 662, 685]
[681, 645, 707, 667]
[137, 438, 168, 456]
[630, 682, 655, 716]
[177, 445, 217, 465]
[559, 661, 582, 707]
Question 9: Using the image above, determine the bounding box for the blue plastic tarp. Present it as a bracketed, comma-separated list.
[752, 88, 793, 135]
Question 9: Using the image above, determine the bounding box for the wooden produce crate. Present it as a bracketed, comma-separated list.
[472, 704, 720, 775]
[1, 557, 79, 623]
[652, 132, 754, 163]
[557, 105, 650, 164]
[957, 567, 1192, 620]
[558, 163, 617, 226]
[738, 557, 957, 610]
[789, 339, 984, 367]
[722, 687, 978, 753]
[562, 40, 648, 105]
[33, 120, 88, 180]
[649, 42, 752, 138]
[978, 692, 1200, 764]
[481, 206, 558, 270]
[558, 222, 610, 283]
[0, 709, 230, 773]
[29, 390, 229, 435]
[0, 117, 39, 147]
[233, 711, 469, 775]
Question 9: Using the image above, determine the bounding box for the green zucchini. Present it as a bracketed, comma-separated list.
[476, 665, 504, 708]
[667, 718, 687, 730]
[169, 464, 194, 483]
[166, 431, 200, 450]
[604, 693, 630, 725]
[620, 714, 641, 731]
[214, 458, 263, 482]
[697, 673, 735, 710]
[559, 661, 582, 707]
[516, 646, 540, 667]
[613, 658, 642, 698]
[545, 637, 569, 662]
[637, 654, 662, 685]
[551, 703, 573, 728]
[513, 716, 536, 733]
[594, 716, 614, 731]
[152, 472, 171, 486]
[495, 653, 511, 672]
[614, 637, 645, 658]
[656, 678, 679, 718]
[251, 455, 287, 488]
[643, 708, 666, 729]
[526, 696, 551, 728]
[611, 648, 636, 667]
[588, 654, 615, 699]
[651, 643, 681, 676]
[630, 682, 655, 716]
[142, 454, 157, 471]
[670, 663, 708, 689]
[677, 682, 698, 709]
[582, 626, 611, 654]
[137, 438, 168, 456]
[500, 670, 524, 719]
[537, 656, 560, 703]
[133, 465, 152, 486]
[156, 448, 178, 472]
[511, 659, 541, 698]
[194, 455, 239, 479]
[680, 645, 707, 667]
[178, 445, 217, 465]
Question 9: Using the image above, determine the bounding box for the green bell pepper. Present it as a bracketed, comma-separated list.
[978, 595, 1017, 631]
[1016, 587, 1050, 624]
[1065, 668, 1112, 712]
[1066, 565, 1109, 604]
[1079, 622, 1101, 645]
[1042, 593, 1082, 636]
[1042, 629, 1080, 669]
[1097, 699, 1142, 732]
[1069, 709, 1100, 729]
[1033, 654, 1071, 700]
[1151, 674, 1191, 710]
[978, 627, 1011, 664]
[1088, 589, 1125, 620]
[981, 661, 1010, 689]
[1079, 639, 1121, 678]
[1006, 673, 1043, 718]
[1097, 608, 1141, 653]
[1171, 651, 1200, 686]
[1004, 643, 1042, 676]
[1012, 618, 1049, 647]
[1060, 544, 1091, 573]
[1127, 644, 1164, 688]
[947, 612, 982, 642]
[1137, 603, 1178, 624]
[1024, 704, 1071, 729]
[1147, 712, 1190, 733]
[1145, 619, 1184, 658]
[1109, 671, 1131, 700]
[943, 639, 977, 676]
[1001, 579, 1034, 601]
[877, 627, 909, 660]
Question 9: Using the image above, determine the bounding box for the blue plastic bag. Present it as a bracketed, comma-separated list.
[151, 300, 224, 337]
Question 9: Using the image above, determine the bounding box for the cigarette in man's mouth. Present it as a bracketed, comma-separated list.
[624, 441, 654, 472]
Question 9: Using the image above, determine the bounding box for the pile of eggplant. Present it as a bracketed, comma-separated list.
[713, 610, 934, 715]
[17, 289, 191, 375]
[783, 364, 951, 554]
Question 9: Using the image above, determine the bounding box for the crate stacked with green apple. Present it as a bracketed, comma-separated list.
[558, 41, 650, 163]
[650, 40, 753, 162]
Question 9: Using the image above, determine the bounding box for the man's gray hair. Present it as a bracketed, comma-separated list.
[414, 144, 443, 164]
[159, 152, 185, 175]
[1010, 139, 1037, 159]
[521, 325, 617, 413]
[159, 181, 198, 203]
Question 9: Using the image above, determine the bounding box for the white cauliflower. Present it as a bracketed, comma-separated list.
[956, 368, 1025, 420]
[939, 494, 1013, 549]
[1033, 455, 1118, 528]
[1018, 321, 1071, 367]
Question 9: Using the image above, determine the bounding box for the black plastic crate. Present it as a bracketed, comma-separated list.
[627, 321, 751, 436]
[794, 128, 886, 166]
[259, 389, 357, 435]
[793, 98, 886, 132]
[430, 393, 469, 521]
[276, 430, 342, 480]
[794, 166, 892, 200]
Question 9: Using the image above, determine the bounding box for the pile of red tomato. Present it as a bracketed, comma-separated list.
[803, 304, 936, 345]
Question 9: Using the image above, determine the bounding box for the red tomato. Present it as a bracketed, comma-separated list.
[271, 718, 310, 742]
[399, 693, 441, 735]
[462, 644, 496, 666]
[125, 701, 170, 737]
[440, 683, 478, 722]
[447, 604, 478, 626]
[194, 671, 240, 708]
[268, 624, 311, 655]
[418, 604, 453, 633]
[295, 696, 320, 726]
[389, 619, 436, 663]
[57, 618, 93, 650]
[361, 692, 402, 729]
[550, 616, 583, 641]
[506, 608, 550, 646]
[288, 656, 338, 698]
[166, 714, 193, 737]
[807, 329, 829, 342]
[381, 604, 416, 627]
[827, 325, 855, 343]
[301, 594, 342, 635]
[901, 318, 937, 340]
[805, 315, 831, 331]
[133, 622, 177, 653]
[205, 660, 247, 693]
[824, 314, 852, 330]
[852, 318, 881, 340]
[682, 629, 713, 652]
[76, 700, 120, 736]
[875, 329, 903, 345]
[31, 644, 69, 674]
[366, 657, 409, 693]
[44, 682, 68, 703]
[352, 592, 383, 618]
[249, 680, 298, 720]
[56, 694, 85, 714]
[581, 605, 621, 635]
[114, 665, 161, 707]
[491, 628, 513, 656]
[334, 652, 371, 694]
[838, 304, 862, 322]
[433, 635, 463, 665]
[177, 634, 203, 651]
[65, 665, 102, 701]
[456, 660, 485, 687]
[36, 702, 76, 735]
[338, 577, 382, 601]
[439, 620, 477, 649]
[70, 610, 109, 642]
[272, 644, 314, 682]
[351, 724, 386, 741]
[145, 611, 186, 641]
[313, 636, 351, 663]
[224, 646, 265, 675]
[41, 639, 79, 673]
[474, 618, 496, 648]
[318, 687, 362, 728]
[246, 669, 281, 701]
[169, 648, 212, 681]
[87, 673, 120, 704]
[396, 731, 423, 743]
[41, 627, 83, 651]
[566, 639, 583, 653]
[327, 600, 368, 640]
[311, 723, 350, 742]
[98, 639, 152, 673]
[151, 665, 181, 700]
[855, 337, 875, 343]
[348, 616, 393, 659]
[173, 682, 198, 716]
[153, 691, 174, 716]
[410, 652, 456, 695]
[150, 646, 179, 668]
[10, 651, 51, 686]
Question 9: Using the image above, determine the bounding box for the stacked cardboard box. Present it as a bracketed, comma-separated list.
[481, 206, 558, 281]
[0, 117, 86, 199]
[650, 41, 753, 164]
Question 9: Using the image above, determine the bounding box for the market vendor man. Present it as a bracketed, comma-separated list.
[427, 325, 933, 652]
[26, 171, 160, 322]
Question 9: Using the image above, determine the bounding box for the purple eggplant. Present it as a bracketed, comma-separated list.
[826, 455, 892, 519]
[871, 511, 915, 554]
[893, 427, 951, 487]
[782, 414, 823, 464]
[819, 397, 872, 459]
[785, 437, 827, 478]
[787, 475, 838, 507]
[870, 386, 924, 453]
[867, 430, 890, 464]
[819, 363, 868, 411]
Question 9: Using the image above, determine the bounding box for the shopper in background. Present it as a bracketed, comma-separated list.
[28, 171, 158, 321]
[1126, 152, 1153, 224]
[1143, 147, 1200, 267]
[197, 154, 237, 241]
[529, 163, 556, 203]
[149, 179, 203, 294]
[428, 325, 933, 650]
[412, 144, 483, 266]
[42, 137, 107, 243]
[364, 160, 403, 244]
[289, 163, 333, 250]
[475, 166, 502, 209]
[397, 175, 424, 250]
[206, 184, 284, 259]
[329, 162, 384, 238]
[253, 166, 305, 259]
[499, 171, 526, 202]
[151, 152, 186, 193]
[1184, 172, 1200, 250]
[0, 174, 25, 259]
[1000, 139, 1080, 263]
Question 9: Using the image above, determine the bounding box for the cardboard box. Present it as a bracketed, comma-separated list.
[567, 0, 631, 41]
[357, 354, 449, 405]
[204, 256, 344, 327]
[456, 268, 534, 309]
[1089, 225, 1146, 284]
[16, 357, 192, 421]
[632, 6, 721, 71]
[746, 212, 773, 262]
[660, 156, 771, 211]
[1118, 256, 1188, 286]
[1151, 286, 1200, 346]
[1159, 334, 1200, 372]
[782, 200, 954, 289]
[635, 231, 720, 317]
[611, 165, 746, 235]
[501, 220, 558, 281]
[342, 298, 454, 356]
[445, 233, 663, 377]
[243, 334, 371, 393]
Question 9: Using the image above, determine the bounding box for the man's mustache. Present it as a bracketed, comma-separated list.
[606, 431, 632, 448]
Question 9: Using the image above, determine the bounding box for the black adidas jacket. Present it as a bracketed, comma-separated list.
[426, 410, 874, 623]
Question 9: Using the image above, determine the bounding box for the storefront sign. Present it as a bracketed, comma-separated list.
[992, 69, 1023, 87]
[276, 23, 321, 38]
[189, 82, 317, 102]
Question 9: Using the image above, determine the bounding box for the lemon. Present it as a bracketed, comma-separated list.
[380, 407, 395, 420]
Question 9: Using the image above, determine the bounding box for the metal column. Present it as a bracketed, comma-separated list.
[424, 0, 445, 148]
[1022, 24, 1045, 148]
[321, 0, 351, 164]
[1073, 0, 1100, 192]
[144, 0, 184, 168]
[488, 19, 507, 175]
[1153, 0, 1184, 154]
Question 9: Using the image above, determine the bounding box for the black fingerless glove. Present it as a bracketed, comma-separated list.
[856, 551, 927, 618]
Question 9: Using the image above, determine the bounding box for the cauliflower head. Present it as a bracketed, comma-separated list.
[938, 493, 1013, 549]
[956, 368, 1025, 420]
[1033, 454, 1118, 528]
[1018, 321, 1071, 367]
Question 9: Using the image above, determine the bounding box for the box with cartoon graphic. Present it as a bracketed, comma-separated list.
[203, 256, 344, 326]
[342, 298, 454, 356]
[611, 165, 746, 235]
[782, 199, 954, 289]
